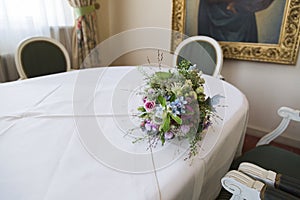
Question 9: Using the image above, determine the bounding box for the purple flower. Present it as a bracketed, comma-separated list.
[180, 125, 190, 134]
[148, 88, 155, 94]
[143, 97, 147, 103]
[203, 121, 212, 130]
[144, 101, 155, 112]
[185, 105, 194, 112]
[143, 120, 159, 134]
[164, 131, 174, 140]
[145, 122, 152, 131]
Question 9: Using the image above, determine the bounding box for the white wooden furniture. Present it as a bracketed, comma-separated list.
[173, 36, 223, 79]
[257, 107, 300, 146]
[221, 106, 300, 200]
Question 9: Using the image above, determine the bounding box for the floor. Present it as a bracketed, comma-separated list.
[242, 134, 300, 155]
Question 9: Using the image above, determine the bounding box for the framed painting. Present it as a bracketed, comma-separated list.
[171, 0, 300, 65]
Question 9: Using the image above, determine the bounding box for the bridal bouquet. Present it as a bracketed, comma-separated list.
[136, 59, 214, 159]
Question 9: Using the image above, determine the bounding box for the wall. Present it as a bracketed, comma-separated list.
[223, 58, 300, 146]
[96, 0, 172, 66]
[95, 0, 300, 147]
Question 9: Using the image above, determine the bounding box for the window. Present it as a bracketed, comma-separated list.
[0, 0, 74, 54]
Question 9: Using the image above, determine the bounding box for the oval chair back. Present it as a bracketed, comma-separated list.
[15, 36, 71, 79]
[173, 36, 223, 78]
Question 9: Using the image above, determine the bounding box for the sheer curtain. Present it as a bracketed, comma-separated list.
[0, 0, 74, 82]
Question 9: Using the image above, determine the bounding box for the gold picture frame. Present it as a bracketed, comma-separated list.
[171, 0, 300, 65]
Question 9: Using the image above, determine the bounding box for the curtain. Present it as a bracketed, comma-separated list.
[0, 54, 18, 82]
[0, 0, 74, 82]
[67, 0, 99, 69]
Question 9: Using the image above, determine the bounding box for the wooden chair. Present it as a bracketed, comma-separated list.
[173, 35, 223, 79]
[15, 36, 71, 79]
[218, 106, 300, 200]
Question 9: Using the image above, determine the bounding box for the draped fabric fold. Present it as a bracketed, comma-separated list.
[67, 0, 99, 69]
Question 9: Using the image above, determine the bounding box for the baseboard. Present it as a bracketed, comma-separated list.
[246, 126, 300, 149]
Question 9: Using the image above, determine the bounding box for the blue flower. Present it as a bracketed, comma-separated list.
[168, 96, 187, 116]
[188, 64, 197, 71]
[154, 105, 164, 118]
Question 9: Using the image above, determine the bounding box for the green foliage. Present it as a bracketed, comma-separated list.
[171, 114, 182, 125]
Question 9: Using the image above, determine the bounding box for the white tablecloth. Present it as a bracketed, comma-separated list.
[0, 67, 248, 200]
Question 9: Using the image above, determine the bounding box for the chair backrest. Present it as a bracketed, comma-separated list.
[15, 36, 71, 79]
[173, 36, 223, 78]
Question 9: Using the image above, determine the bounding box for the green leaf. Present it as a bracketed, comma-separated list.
[169, 93, 176, 102]
[155, 72, 172, 79]
[157, 95, 166, 107]
[170, 114, 182, 125]
[160, 132, 165, 145]
[160, 113, 170, 132]
[139, 113, 147, 118]
[138, 106, 146, 112]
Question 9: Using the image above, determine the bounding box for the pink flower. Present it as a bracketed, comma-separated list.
[144, 101, 155, 112]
